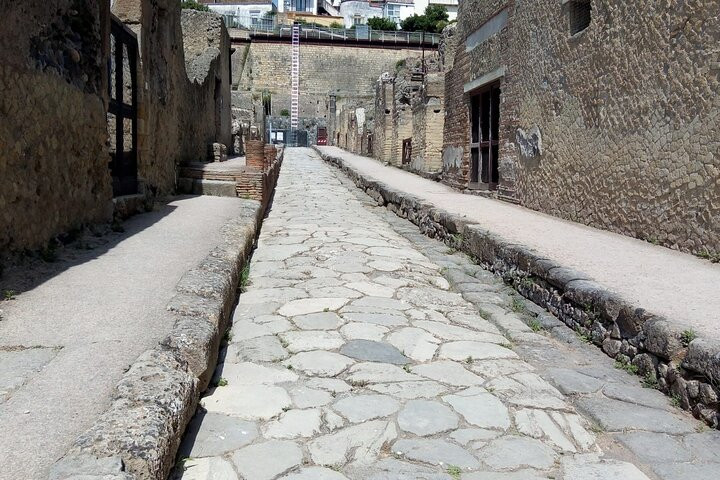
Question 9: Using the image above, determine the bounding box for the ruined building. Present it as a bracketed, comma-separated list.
[0, 0, 232, 253]
[371, 0, 719, 256]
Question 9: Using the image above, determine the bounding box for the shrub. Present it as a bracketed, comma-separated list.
[181, 1, 209, 12]
[367, 17, 398, 31]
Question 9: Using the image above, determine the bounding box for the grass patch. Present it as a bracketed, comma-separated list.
[681, 329, 696, 347]
[350, 380, 369, 388]
[212, 377, 228, 387]
[3, 290, 16, 301]
[511, 297, 526, 314]
[240, 264, 251, 293]
[529, 319, 542, 332]
[447, 465, 462, 480]
[465, 356, 474, 364]
[670, 394, 682, 408]
[614, 359, 639, 375]
[697, 249, 720, 263]
[641, 373, 659, 389]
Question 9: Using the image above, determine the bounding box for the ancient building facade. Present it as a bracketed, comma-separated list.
[0, 1, 232, 253]
[442, 0, 720, 255]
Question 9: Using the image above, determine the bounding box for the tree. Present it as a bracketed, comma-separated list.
[400, 5, 448, 33]
[181, 1, 209, 12]
[367, 17, 398, 31]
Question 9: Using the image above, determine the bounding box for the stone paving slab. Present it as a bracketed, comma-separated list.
[174, 149, 720, 480]
[315, 145, 720, 429]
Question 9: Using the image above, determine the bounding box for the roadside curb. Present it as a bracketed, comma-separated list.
[50, 155, 284, 479]
[315, 146, 719, 429]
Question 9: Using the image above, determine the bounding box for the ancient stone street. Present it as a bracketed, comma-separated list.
[175, 149, 719, 480]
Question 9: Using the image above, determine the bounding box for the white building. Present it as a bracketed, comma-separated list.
[413, 0, 458, 21]
[339, 0, 415, 29]
[200, 1, 276, 25]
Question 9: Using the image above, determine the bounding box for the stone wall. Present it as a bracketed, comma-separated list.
[118, 1, 232, 194]
[0, 0, 113, 252]
[235, 39, 427, 144]
[443, 0, 720, 255]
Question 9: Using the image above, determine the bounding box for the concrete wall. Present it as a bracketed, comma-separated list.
[0, 1, 113, 252]
[443, 0, 720, 255]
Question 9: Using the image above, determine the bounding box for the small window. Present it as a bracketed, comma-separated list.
[353, 15, 364, 25]
[568, 0, 592, 35]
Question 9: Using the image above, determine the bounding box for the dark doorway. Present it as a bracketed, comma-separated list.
[108, 16, 139, 197]
[402, 138, 412, 165]
[469, 82, 501, 189]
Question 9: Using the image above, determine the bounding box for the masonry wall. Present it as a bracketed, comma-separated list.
[444, 0, 720, 255]
[0, 1, 113, 252]
[237, 40, 424, 138]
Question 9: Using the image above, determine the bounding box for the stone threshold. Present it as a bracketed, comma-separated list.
[49, 160, 285, 479]
[314, 146, 720, 431]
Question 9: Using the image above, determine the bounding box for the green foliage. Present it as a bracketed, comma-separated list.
[529, 319, 543, 332]
[511, 297, 526, 313]
[240, 263, 251, 292]
[3, 290, 16, 301]
[614, 359, 639, 375]
[697, 249, 720, 263]
[181, 1, 209, 12]
[401, 5, 449, 33]
[329, 21, 344, 29]
[447, 465, 462, 480]
[367, 16, 398, 31]
[642, 373, 659, 389]
[681, 329, 697, 347]
[280, 109, 290, 117]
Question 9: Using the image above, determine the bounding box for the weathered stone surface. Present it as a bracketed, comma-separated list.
[615, 432, 692, 463]
[340, 340, 410, 364]
[393, 439, 480, 469]
[342, 312, 409, 327]
[175, 456, 237, 480]
[561, 454, 651, 480]
[283, 351, 355, 377]
[478, 436, 556, 470]
[287, 385, 334, 408]
[202, 385, 290, 420]
[179, 412, 257, 458]
[215, 362, 298, 385]
[346, 362, 421, 383]
[577, 397, 694, 434]
[278, 467, 349, 480]
[514, 409, 577, 452]
[308, 421, 397, 466]
[443, 389, 510, 430]
[544, 368, 605, 395]
[231, 440, 302, 480]
[413, 320, 505, 343]
[0, 347, 59, 401]
[682, 338, 720, 385]
[397, 400, 459, 436]
[278, 298, 349, 317]
[340, 322, 389, 341]
[292, 312, 346, 330]
[348, 459, 452, 480]
[280, 330, 344, 353]
[263, 408, 322, 439]
[385, 328, 440, 361]
[448, 428, 502, 445]
[333, 394, 400, 422]
[368, 381, 448, 399]
[49, 455, 132, 480]
[225, 335, 289, 363]
[413, 361, 485, 386]
[439, 341, 519, 361]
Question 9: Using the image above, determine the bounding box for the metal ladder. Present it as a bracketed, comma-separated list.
[290, 23, 300, 145]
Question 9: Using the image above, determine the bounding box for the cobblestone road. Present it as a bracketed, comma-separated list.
[174, 149, 719, 480]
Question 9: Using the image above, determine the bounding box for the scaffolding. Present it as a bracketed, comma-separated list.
[290, 23, 300, 146]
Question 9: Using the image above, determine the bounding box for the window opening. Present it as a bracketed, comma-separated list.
[469, 82, 501, 189]
[568, 0, 591, 35]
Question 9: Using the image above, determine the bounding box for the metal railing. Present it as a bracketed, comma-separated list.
[224, 15, 440, 46]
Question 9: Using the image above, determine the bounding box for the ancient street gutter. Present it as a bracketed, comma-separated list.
[49, 155, 284, 479]
[315, 147, 720, 430]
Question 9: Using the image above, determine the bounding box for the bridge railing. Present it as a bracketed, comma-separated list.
[223, 15, 440, 46]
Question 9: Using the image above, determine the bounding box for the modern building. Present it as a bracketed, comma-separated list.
[414, 0, 458, 21]
[339, 0, 415, 29]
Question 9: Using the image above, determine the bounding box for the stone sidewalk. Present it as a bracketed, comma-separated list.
[0, 195, 257, 480]
[315, 146, 720, 427]
[174, 148, 719, 480]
